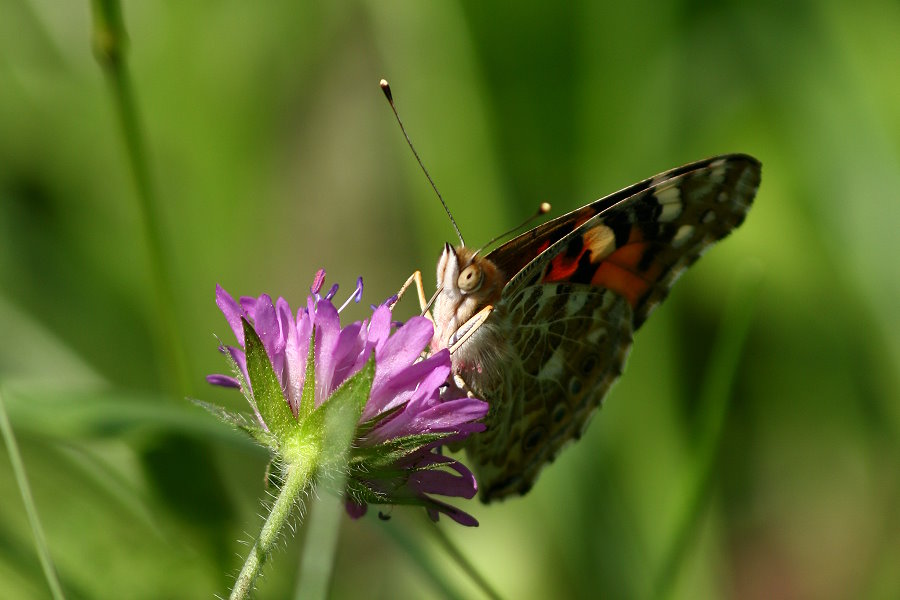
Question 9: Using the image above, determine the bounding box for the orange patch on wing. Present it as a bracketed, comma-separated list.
[627, 227, 645, 244]
[590, 261, 650, 308]
[607, 243, 647, 271]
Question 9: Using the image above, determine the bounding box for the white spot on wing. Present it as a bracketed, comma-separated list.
[586, 327, 607, 344]
[655, 185, 681, 205]
[583, 224, 616, 261]
[702, 210, 716, 224]
[659, 202, 683, 222]
[537, 347, 565, 380]
[736, 164, 758, 196]
[672, 224, 694, 248]
[710, 162, 727, 184]
[567, 292, 587, 314]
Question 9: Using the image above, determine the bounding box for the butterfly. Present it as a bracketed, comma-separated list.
[397, 154, 762, 502]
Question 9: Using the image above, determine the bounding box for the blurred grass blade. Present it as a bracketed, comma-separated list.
[294, 494, 343, 600]
[375, 517, 467, 600]
[0, 294, 104, 388]
[4, 386, 252, 446]
[54, 444, 162, 538]
[652, 261, 763, 600]
[425, 518, 503, 600]
[89, 0, 190, 395]
[0, 385, 66, 600]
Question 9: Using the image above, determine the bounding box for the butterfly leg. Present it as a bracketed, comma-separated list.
[391, 271, 432, 317]
[449, 304, 493, 355]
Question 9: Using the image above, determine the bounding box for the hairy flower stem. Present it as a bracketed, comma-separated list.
[231, 458, 315, 600]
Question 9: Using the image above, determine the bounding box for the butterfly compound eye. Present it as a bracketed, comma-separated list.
[457, 264, 484, 293]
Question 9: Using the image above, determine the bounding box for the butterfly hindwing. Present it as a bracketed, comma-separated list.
[465, 283, 634, 499]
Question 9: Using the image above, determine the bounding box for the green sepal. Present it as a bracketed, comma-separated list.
[294, 353, 375, 474]
[297, 327, 317, 422]
[354, 403, 402, 439]
[344, 478, 436, 509]
[191, 399, 278, 451]
[242, 317, 299, 442]
[350, 433, 449, 470]
[345, 478, 391, 505]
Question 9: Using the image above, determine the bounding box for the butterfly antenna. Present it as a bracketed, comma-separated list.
[380, 79, 465, 247]
[476, 202, 552, 255]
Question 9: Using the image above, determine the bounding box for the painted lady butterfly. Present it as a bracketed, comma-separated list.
[426, 155, 761, 501]
[383, 78, 760, 503]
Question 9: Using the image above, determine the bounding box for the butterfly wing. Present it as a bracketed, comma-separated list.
[467, 154, 761, 501]
[493, 153, 760, 326]
[464, 283, 635, 500]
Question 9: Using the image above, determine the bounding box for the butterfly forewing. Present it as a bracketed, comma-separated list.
[462, 154, 760, 501]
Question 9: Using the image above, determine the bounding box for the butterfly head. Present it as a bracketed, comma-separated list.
[431, 243, 504, 355]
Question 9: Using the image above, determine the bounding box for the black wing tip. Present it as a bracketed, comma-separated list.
[716, 152, 762, 170]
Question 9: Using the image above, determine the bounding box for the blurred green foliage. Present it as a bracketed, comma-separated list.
[1, 1, 898, 598]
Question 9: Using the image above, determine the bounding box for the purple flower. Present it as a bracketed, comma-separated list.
[208, 271, 489, 526]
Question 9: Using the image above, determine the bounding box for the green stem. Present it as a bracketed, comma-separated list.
[231, 460, 314, 600]
[0, 386, 66, 600]
[89, 0, 191, 395]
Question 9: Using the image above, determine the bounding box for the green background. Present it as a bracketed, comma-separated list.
[1, 1, 898, 598]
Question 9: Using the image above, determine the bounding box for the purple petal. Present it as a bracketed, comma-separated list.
[370, 316, 433, 402]
[414, 398, 489, 431]
[424, 498, 479, 527]
[409, 454, 478, 499]
[215, 285, 246, 345]
[239, 295, 256, 315]
[330, 322, 366, 388]
[206, 374, 240, 388]
[366, 304, 392, 354]
[253, 295, 285, 382]
[345, 500, 367, 520]
[344, 305, 392, 380]
[369, 393, 486, 444]
[401, 350, 453, 413]
[363, 352, 450, 420]
[312, 299, 341, 405]
[278, 297, 303, 415]
[377, 316, 433, 365]
[225, 346, 248, 384]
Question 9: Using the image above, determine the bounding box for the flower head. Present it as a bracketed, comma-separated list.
[207, 270, 488, 525]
